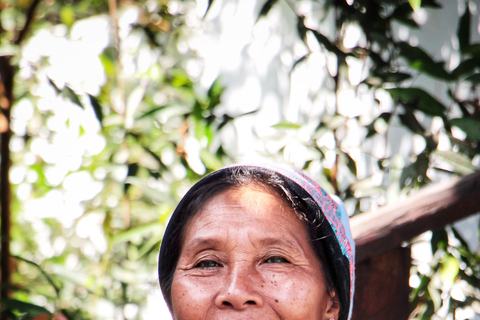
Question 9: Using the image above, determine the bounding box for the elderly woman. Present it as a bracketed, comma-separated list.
[158, 164, 355, 320]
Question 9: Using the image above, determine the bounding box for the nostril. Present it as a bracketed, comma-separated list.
[221, 299, 256, 307]
[222, 301, 233, 307]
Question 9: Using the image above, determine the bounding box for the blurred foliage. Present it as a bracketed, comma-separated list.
[0, 0, 479, 319]
[2, 0, 235, 318]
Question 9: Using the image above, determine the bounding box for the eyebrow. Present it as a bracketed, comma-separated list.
[182, 238, 222, 254]
[183, 236, 305, 256]
[258, 236, 305, 254]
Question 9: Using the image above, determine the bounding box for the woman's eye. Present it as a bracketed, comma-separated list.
[265, 256, 289, 264]
[194, 260, 221, 269]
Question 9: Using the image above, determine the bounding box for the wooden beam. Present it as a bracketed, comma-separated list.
[351, 170, 480, 263]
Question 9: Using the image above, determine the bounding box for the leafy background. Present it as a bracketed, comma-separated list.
[0, 0, 479, 319]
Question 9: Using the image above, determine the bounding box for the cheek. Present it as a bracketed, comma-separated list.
[170, 275, 217, 319]
[263, 273, 327, 319]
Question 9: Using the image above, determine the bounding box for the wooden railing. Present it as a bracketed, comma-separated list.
[350, 170, 480, 320]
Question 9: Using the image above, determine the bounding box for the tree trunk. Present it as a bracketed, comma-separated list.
[0, 55, 13, 305]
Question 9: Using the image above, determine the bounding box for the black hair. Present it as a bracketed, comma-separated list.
[158, 166, 338, 309]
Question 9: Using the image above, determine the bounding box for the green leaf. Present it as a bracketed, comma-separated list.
[139, 106, 164, 119]
[257, 0, 278, 21]
[365, 112, 391, 138]
[194, 118, 208, 142]
[458, 268, 480, 290]
[450, 118, 480, 141]
[414, 151, 429, 182]
[387, 88, 446, 117]
[366, 70, 412, 85]
[390, 4, 419, 29]
[205, 0, 215, 17]
[170, 69, 193, 89]
[99, 47, 116, 77]
[142, 145, 166, 169]
[428, 285, 442, 313]
[63, 86, 83, 108]
[12, 255, 60, 297]
[112, 223, 161, 244]
[311, 30, 337, 53]
[207, 77, 224, 111]
[200, 149, 223, 171]
[271, 122, 301, 130]
[434, 150, 477, 175]
[398, 112, 425, 135]
[0, 299, 51, 316]
[464, 73, 480, 83]
[48, 78, 61, 94]
[60, 5, 75, 28]
[124, 163, 139, 193]
[419, 0, 442, 8]
[458, 5, 470, 53]
[137, 235, 162, 259]
[409, 0, 421, 11]
[410, 274, 431, 301]
[344, 152, 357, 175]
[464, 43, 480, 55]
[451, 58, 480, 79]
[398, 42, 451, 80]
[440, 254, 459, 285]
[431, 228, 448, 254]
[88, 94, 103, 124]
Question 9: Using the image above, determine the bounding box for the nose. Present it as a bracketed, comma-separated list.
[214, 266, 263, 310]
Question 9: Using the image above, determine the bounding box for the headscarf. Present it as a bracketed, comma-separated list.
[158, 163, 355, 320]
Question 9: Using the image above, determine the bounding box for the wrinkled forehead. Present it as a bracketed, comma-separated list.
[182, 185, 311, 241]
[190, 185, 301, 224]
[197, 182, 291, 212]
[182, 183, 304, 244]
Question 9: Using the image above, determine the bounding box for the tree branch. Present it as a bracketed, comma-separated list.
[14, 0, 42, 45]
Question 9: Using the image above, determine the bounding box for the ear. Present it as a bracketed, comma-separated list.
[324, 290, 340, 320]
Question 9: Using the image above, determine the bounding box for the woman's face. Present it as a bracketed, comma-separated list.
[170, 186, 339, 320]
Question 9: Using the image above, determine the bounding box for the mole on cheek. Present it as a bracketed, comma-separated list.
[274, 299, 279, 303]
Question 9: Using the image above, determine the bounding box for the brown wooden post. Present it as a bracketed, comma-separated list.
[352, 246, 411, 320]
